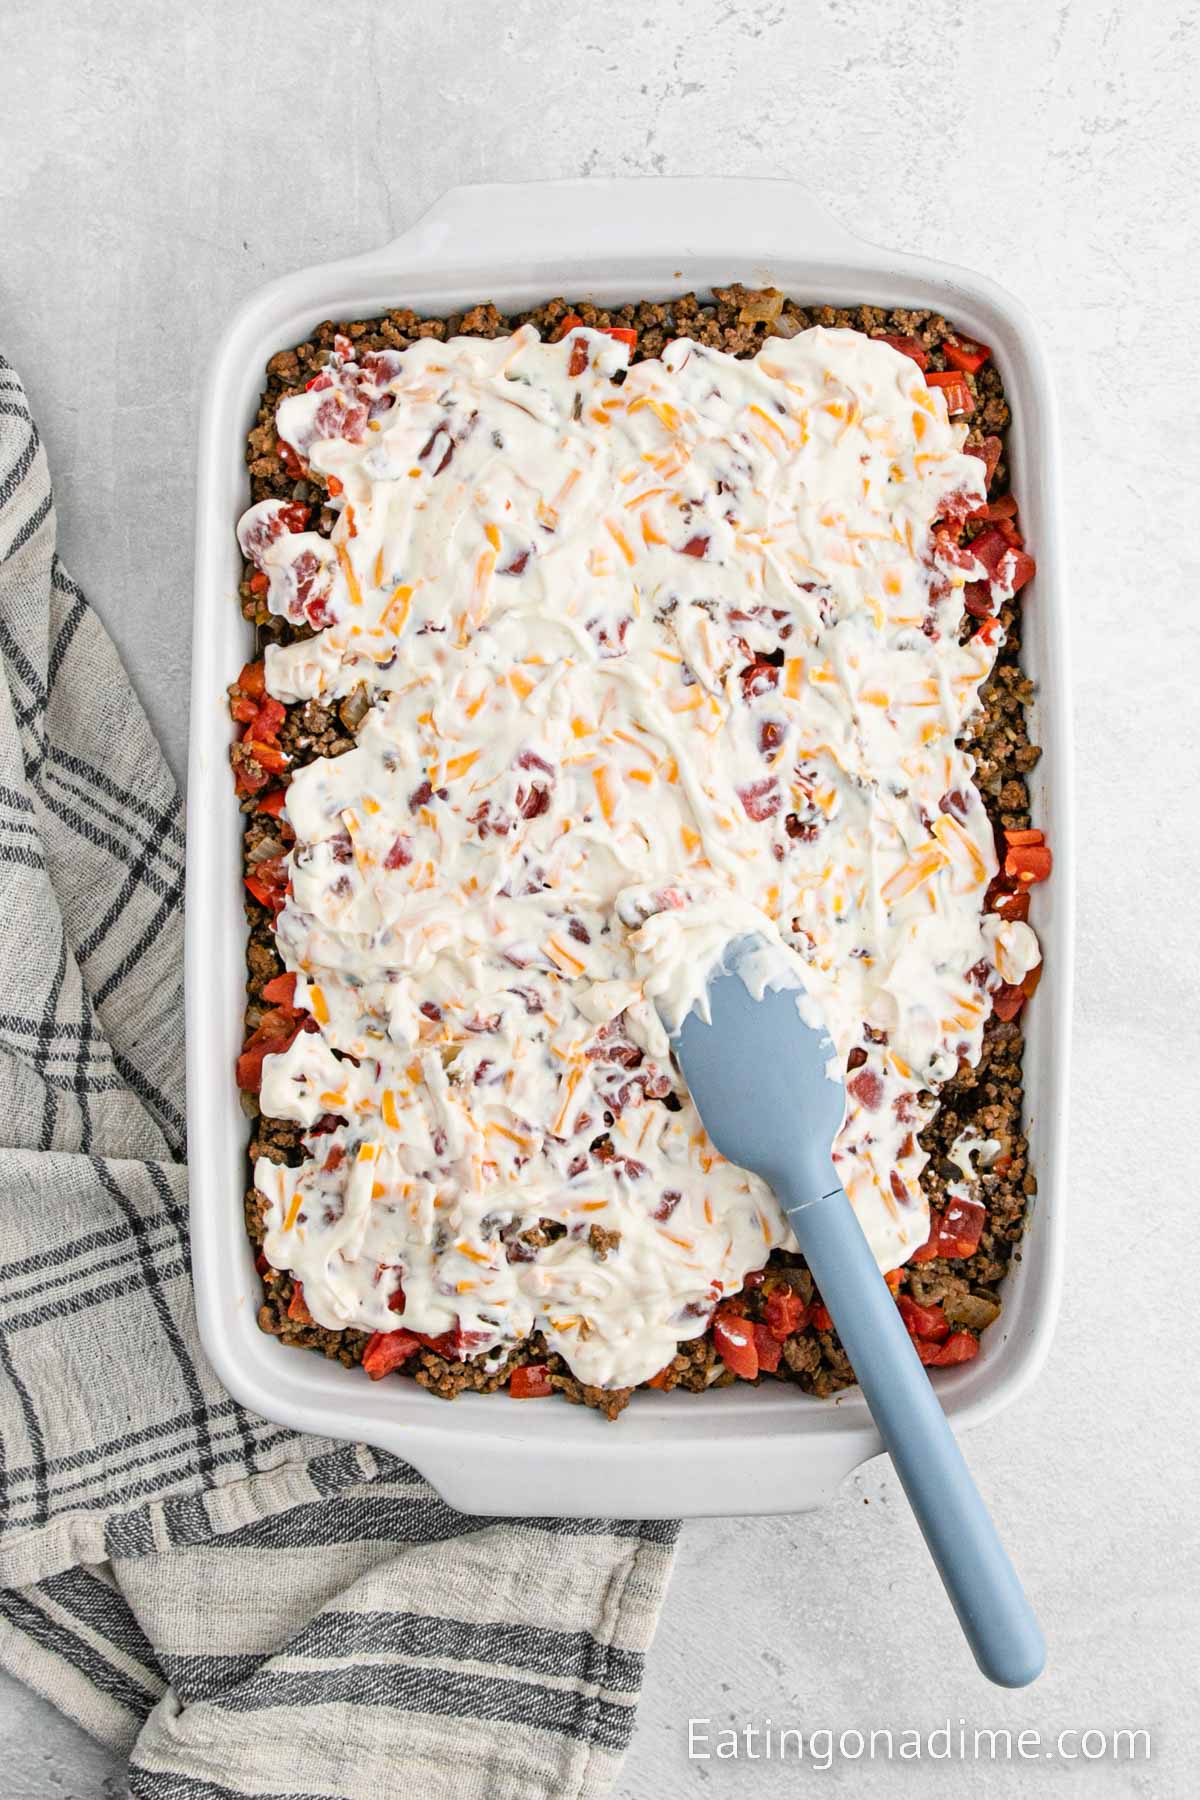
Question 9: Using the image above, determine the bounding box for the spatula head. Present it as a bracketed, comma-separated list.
[671, 935, 846, 1201]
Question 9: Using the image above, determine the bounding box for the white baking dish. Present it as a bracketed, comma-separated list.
[187, 179, 1071, 1519]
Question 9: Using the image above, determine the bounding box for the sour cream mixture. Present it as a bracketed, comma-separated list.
[238, 322, 1039, 1391]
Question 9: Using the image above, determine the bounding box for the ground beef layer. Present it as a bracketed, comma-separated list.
[234, 288, 1041, 1419]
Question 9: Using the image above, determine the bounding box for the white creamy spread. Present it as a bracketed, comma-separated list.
[239, 322, 1040, 1391]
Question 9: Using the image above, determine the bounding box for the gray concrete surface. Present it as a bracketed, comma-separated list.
[2, 0, 1197, 1794]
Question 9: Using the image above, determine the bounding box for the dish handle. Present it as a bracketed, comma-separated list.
[350, 177, 865, 274]
[399, 1419, 882, 1521]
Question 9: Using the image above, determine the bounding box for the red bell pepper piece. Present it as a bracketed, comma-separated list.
[752, 1322, 782, 1373]
[646, 1365, 673, 1390]
[256, 788, 288, 818]
[876, 333, 928, 369]
[712, 1309, 759, 1379]
[1004, 827, 1043, 847]
[362, 1329, 422, 1379]
[604, 326, 638, 349]
[261, 971, 297, 1006]
[896, 1294, 950, 1341]
[926, 370, 974, 416]
[510, 1363, 553, 1399]
[764, 1288, 808, 1340]
[942, 334, 992, 375]
[238, 661, 266, 698]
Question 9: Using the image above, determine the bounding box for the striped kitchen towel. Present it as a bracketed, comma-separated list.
[0, 350, 677, 1799]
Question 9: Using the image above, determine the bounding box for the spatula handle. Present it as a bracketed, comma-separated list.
[783, 1180, 1045, 1688]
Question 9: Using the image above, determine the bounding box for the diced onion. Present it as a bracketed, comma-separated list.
[738, 289, 785, 325]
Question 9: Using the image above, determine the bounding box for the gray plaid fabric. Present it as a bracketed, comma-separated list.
[0, 352, 677, 1799]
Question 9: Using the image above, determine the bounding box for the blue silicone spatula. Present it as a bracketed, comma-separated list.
[670, 935, 1045, 1688]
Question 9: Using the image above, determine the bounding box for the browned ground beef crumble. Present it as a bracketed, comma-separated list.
[235, 288, 1040, 1420]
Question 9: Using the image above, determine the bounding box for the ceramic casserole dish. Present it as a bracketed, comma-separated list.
[187, 177, 1071, 1519]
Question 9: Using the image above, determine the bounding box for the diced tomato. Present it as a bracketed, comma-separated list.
[992, 982, 1027, 1022]
[554, 313, 584, 339]
[646, 1365, 673, 1390]
[256, 787, 288, 818]
[236, 1033, 293, 1091]
[712, 1309, 759, 1379]
[847, 1068, 883, 1111]
[254, 696, 286, 739]
[942, 334, 992, 375]
[568, 337, 589, 378]
[939, 1196, 986, 1258]
[362, 1329, 422, 1379]
[971, 525, 1036, 598]
[966, 435, 1003, 488]
[510, 1363, 553, 1399]
[277, 439, 306, 480]
[604, 326, 638, 349]
[752, 1322, 783, 1373]
[915, 1337, 945, 1365]
[261, 971, 297, 1006]
[876, 333, 928, 369]
[1005, 843, 1052, 885]
[810, 1304, 834, 1332]
[237, 660, 266, 698]
[908, 1211, 942, 1264]
[287, 1283, 312, 1325]
[235, 1001, 311, 1090]
[326, 475, 344, 497]
[230, 695, 258, 724]
[764, 1288, 807, 1340]
[985, 493, 1019, 523]
[1007, 548, 1037, 595]
[990, 887, 1030, 923]
[966, 493, 1018, 526]
[896, 1294, 950, 1341]
[926, 370, 974, 416]
[243, 874, 273, 909]
[249, 570, 269, 594]
[233, 760, 269, 798]
[742, 1268, 766, 1291]
[1004, 827, 1043, 847]
[242, 738, 289, 774]
[930, 1330, 980, 1367]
